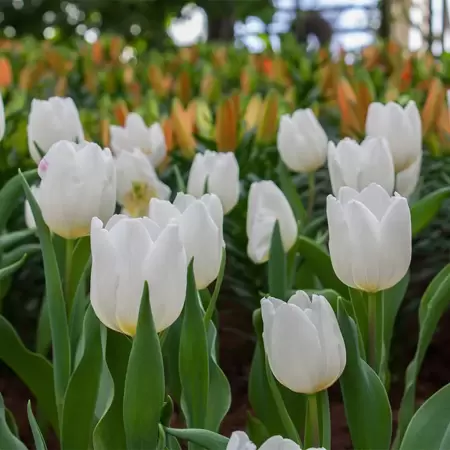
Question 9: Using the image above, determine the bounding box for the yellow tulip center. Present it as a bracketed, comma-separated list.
[123, 181, 158, 218]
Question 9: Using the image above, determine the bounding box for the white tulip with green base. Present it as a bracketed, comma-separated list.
[227, 431, 325, 450]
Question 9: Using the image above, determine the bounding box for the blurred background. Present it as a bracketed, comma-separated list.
[0, 0, 448, 56]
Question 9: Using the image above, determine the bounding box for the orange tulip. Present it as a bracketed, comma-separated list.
[171, 98, 196, 158]
[0, 57, 13, 87]
[256, 89, 279, 145]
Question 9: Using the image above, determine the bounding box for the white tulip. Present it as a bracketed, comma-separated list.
[149, 192, 223, 289]
[365, 101, 422, 173]
[327, 183, 411, 292]
[277, 109, 328, 173]
[187, 150, 240, 213]
[24, 185, 41, 230]
[0, 93, 5, 141]
[115, 148, 170, 217]
[226, 432, 324, 450]
[110, 113, 166, 167]
[227, 431, 256, 450]
[27, 97, 84, 163]
[247, 181, 297, 264]
[37, 140, 116, 239]
[90, 216, 187, 335]
[262, 291, 346, 394]
[328, 137, 395, 195]
[395, 152, 421, 198]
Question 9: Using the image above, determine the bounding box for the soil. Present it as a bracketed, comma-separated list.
[2, 281, 450, 450]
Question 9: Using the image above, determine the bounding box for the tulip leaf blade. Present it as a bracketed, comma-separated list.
[179, 262, 210, 431]
[61, 306, 103, 450]
[0, 253, 27, 281]
[164, 427, 229, 450]
[410, 187, 450, 236]
[394, 263, 450, 448]
[20, 169, 71, 423]
[123, 282, 165, 450]
[27, 401, 48, 450]
[0, 315, 58, 433]
[268, 221, 287, 300]
[296, 236, 349, 297]
[399, 384, 450, 450]
[0, 393, 27, 450]
[338, 300, 392, 450]
[93, 330, 131, 450]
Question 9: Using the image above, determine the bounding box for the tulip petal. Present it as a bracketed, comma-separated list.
[356, 183, 393, 220]
[288, 290, 311, 310]
[395, 152, 422, 198]
[187, 153, 207, 198]
[260, 436, 300, 450]
[148, 198, 181, 228]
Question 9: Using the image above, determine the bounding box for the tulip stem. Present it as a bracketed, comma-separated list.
[64, 238, 74, 313]
[203, 250, 226, 326]
[307, 172, 316, 222]
[305, 393, 320, 448]
[367, 292, 378, 372]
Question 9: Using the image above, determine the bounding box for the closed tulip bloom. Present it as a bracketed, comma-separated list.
[110, 112, 166, 167]
[395, 152, 422, 198]
[226, 432, 324, 450]
[0, 93, 4, 141]
[327, 183, 411, 292]
[328, 137, 395, 195]
[187, 150, 240, 213]
[277, 109, 328, 173]
[149, 192, 223, 289]
[262, 291, 346, 394]
[247, 181, 297, 264]
[365, 101, 422, 173]
[27, 97, 84, 163]
[37, 140, 116, 239]
[24, 185, 40, 230]
[115, 148, 171, 217]
[90, 216, 187, 335]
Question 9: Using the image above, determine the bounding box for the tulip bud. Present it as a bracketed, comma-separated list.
[37, 141, 116, 239]
[395, 152, 421, 198]
[328, 137, 395, 195]
[115, 148, 171, 218]
[365, 101, 422, 173]
[327, 183, 411, 292]
[171, 99, 196, 158]
[261, 291, 346, 394]
[149, 193, 223, 289]
[110, 113, 167, 168]
[0, 93, 4, 141]
[0, 57, 13, 88]
[215, 97, 238, 152]
[247, 181, 297, 264]
[187, 151, 240, 214]
[25, 185, 40, 230]
[277, 109, 328, 173]
[227, 431, 324, 450]
[90, 216, 187, 335]
[256, 89, 279, 145]
[244, 94, 263, 131]
[27, 97, 85, 164]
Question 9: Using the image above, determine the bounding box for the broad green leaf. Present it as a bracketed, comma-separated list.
[0, 169, 38, 231]
[394, 264, 450, 448]
[5, 406, 20, 437]
[410, 187, 450, 236]
[123, 282, 165, 450]
[62, 307, 103, 450]
[27, 402, 48, 450]
[2, 244, 40, 267]
[0, 315, 58, 432]
[338, 301, 392, 450]
[167, 435, 182, 450]
[0, 254, 27, 281]
[246, 413, 270, 446]
[205, 322, 231, 432]
[268, 221, 287, 300]
[20, 170, 71, 421]
[36, 296, 51, 355]
[165, 428, 229, 450]
[163, 315, 183, 404]
[296, 236, 349, 297]
[399, 384, 450, 450]
[93, 330, 131, 450]
[67, 237, 91, 308]
[179, 263, 209, 430]
[0, 394, 27, 450]
[0, 229, 35, 250]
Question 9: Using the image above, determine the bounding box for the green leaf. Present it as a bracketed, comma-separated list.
[0, 393, 27, 450]
[67, 237, 91, 307]
[394, 264, 450, 448]
[36, 297, 51, 355]
[62, 307, 103, 450]
[399, 384, 450, 450]
[0, 229, 35, 250]
[179, 262, 209, 429]
[0, 315, 58, 432]
[296, 236, 349, 297]
[0, 169, 38, 231]
[2, 244, 40, 267]
[277, 161, 307, 224]
[27, 402, 48, 450]
[20, 170, 71, 422]
[205, 322, 231, 432]
[123, 282, 165, 450]
[246, 413, 270, 446]
[165, 428, 229, 450]
[163, 315, 183, 404]
[410, 187, 450, 236]
[0, 254, 27, 281]
[338, 300, 392, 450]
[93, 330, 131, 450]
[268, 221, 287, 299]
[167, 435, 182, 450]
